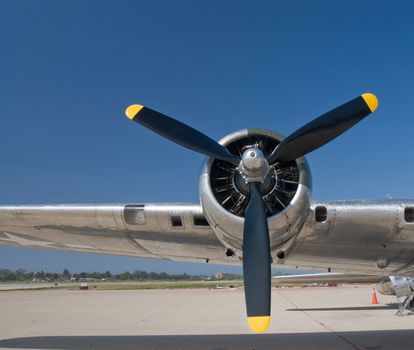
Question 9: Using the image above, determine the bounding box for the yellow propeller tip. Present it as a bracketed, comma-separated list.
[125, 104, 144, 120]
[361, 93, 378, 112]
[247, 316, 270, 333]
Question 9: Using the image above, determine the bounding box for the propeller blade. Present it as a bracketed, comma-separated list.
[269, 93, 378, 163]
[125, 105, 240, 164]
[242, 181, 271, 333]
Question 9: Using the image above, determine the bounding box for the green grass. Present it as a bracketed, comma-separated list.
[1, 279, 294, 292]
[0, 280, 245, 292]
[78, 280, 244, 290]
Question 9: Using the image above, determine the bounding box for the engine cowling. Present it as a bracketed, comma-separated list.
[377, 276, 414, 297]
[199, 128, 312, 261]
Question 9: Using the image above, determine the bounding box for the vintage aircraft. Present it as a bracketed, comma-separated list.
[272, 273, 414, 316]
[1, 93, 414, 333]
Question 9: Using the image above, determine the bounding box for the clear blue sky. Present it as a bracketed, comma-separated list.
[1, 0, 414, 274]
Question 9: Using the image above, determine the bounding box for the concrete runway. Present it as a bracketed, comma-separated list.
[0, 285, 413, 349]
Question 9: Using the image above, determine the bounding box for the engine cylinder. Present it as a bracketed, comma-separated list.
[199, 129, 312, 259]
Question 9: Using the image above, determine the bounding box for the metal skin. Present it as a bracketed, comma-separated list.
[273, 273, 387, 286]
[238, 147, 270, 183]
[1, 200, 414, 276]
[0, 204, 228, 264]
[199, 129, 312, 259]
[289, 201, 414, 275]
[271, 272, 414, 298]
[376, 276, 414, 315]
[376, 277, 414, 297]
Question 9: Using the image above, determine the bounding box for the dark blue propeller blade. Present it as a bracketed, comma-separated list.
[269, 93, 378, 163]
[242, 181, 271, 333]
[126, 104, 240, 164]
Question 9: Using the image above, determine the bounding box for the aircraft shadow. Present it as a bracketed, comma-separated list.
[1, 330, 414, 350]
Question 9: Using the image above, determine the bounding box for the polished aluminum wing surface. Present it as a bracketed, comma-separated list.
[0, 204, 230, 265]
[1, 200, 414, 278]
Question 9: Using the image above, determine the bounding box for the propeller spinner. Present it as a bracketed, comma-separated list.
[125, 93, 378, 333]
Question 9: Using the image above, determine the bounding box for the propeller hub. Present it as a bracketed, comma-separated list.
[233, 170, 276, 196]
[238, 147, 270, 183]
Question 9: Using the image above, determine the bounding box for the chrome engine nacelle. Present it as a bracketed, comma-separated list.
[377, 276, 414, 297]
[199, 129, 312, 260]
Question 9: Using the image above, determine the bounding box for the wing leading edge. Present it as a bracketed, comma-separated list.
[0, 203, 233, 265]
[2, 200, 414, 277]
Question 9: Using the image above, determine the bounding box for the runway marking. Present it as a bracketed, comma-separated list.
[277, 290, 361, 350]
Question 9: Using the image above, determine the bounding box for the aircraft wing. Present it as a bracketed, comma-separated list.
[272, 273, 385, 285]
[283, 200, 414, 277]
[1, 200, 414, 277]
[0, 203, 233, 265]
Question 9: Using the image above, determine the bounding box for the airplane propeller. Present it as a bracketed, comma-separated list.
[125, 93, 378, 333]
[268, 94, 378, 163]
[125, 105, 240, 165]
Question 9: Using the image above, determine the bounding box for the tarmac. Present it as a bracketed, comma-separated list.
[0, 285, 413, 349]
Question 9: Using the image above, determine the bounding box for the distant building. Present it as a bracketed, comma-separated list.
[214, 272, 224, 280]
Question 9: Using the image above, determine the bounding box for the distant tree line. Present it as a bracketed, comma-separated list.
[0, 268, 241, 282]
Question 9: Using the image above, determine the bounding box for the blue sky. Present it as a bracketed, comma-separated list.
[1, 0, 414, 274]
